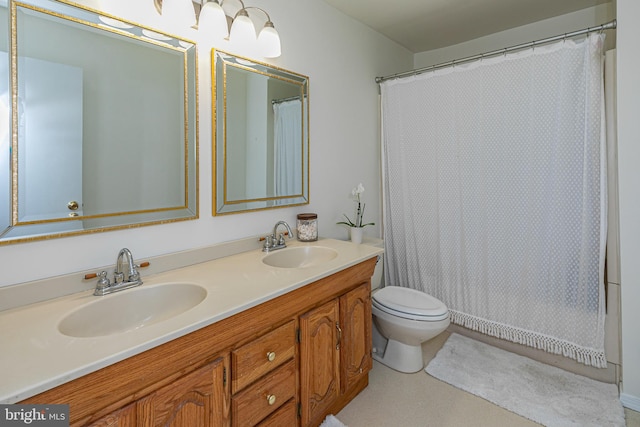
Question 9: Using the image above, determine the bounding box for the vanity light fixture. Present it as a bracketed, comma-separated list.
[228, 7, 255, 49]
[198, 0, 229, 39]
[246, 7, 281, 58]
[154, 0, 282, 58]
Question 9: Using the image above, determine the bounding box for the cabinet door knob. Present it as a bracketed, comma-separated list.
[266, 351, 276, 362]
[267, 394, 276, 406]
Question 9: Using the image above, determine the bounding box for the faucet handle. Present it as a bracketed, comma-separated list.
[126, 261, 150, 283]
[277, 233, 286, 246]
[114, 270, 125, 284]
[96, 271, 110, 289]
[128, 270, 141, 283]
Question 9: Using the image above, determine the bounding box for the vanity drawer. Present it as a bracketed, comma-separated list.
[232, 320, 295, 393]
[257, 398, 297, 427]
[232, 359, 296, 427]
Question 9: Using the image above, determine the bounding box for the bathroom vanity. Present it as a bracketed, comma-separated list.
[1, 238, 382, 427]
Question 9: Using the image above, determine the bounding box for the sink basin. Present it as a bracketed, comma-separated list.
[262, 246, 338, 268]
[58, 283, 207, 338]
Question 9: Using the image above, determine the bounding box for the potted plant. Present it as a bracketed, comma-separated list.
[337, 183, 375, 244]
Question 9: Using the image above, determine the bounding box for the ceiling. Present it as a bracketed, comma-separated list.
[321, 0, 612, 53]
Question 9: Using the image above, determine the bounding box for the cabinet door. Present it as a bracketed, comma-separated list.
[137, 355, 230, 427]
[340, 283, 372, 393]
[88, 402, 136, 427]
[299, 299, 340, 426]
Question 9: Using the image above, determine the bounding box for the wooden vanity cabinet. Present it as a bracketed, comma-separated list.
[136, 356, 229, 426]
[90, 356, 229, 427]
[299, 282, 372, 427]
[87, 403, 136, 427]
[88, 356, 230, 427]
[339, 283, 372, 394]
[300, 299, 341, 425]
[230, 320, 297, 427]
[257, 399, 297, 426]
[21, 257, 377, 427]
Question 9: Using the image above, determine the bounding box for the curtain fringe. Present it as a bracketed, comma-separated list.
[449, 310, 608, 369]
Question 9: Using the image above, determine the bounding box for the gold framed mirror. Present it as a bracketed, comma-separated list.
[0, 0, 198, 244]
[212, 49, 309, 215]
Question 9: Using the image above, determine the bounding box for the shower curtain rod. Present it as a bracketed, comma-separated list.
[271, 95, 302, 104]
[375, 19, 617, 84]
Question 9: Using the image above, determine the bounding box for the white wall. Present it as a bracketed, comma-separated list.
[617, 0, 640, 411]
[0, 0, 412, 287]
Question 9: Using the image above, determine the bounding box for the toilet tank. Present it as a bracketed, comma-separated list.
[363, 237, 384, 291]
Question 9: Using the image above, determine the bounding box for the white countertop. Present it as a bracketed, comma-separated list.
[0, 238, 383, 403]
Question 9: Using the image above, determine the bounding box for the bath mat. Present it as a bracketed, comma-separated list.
[425, 333, 625, 427]
[319, 414, 347, 427]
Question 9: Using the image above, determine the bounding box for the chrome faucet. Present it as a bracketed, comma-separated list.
[262, 221, 293, 252]
[115, 248, 140, 284]
[93, 248, 143, 296]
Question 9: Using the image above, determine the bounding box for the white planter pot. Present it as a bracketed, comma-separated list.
[350, 227, 363, 244]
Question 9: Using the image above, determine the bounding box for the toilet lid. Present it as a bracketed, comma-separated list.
[373, 286, 448, 320]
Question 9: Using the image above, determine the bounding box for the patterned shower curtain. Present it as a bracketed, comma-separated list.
[380, 34, 608, 367]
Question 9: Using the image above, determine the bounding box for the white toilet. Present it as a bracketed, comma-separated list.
[368, 240, 450, 373]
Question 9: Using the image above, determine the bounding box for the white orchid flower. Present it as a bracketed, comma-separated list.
[338, 183, 374, 229]
[352, 183, 365, 196]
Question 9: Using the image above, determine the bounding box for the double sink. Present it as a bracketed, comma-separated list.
[58, 246, 339, 338]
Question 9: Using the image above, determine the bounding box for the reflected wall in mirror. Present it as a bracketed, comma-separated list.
[0, 0, 198, 244]
[212, 49, 309, 215]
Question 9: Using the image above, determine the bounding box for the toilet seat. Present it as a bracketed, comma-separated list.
[372, 287, 449, 321]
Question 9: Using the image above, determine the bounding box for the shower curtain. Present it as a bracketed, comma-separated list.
[273, 98, 302, 197]
[380, 34, 608, 367]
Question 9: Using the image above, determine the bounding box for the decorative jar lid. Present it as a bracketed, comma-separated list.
[297, 213, 317, 220]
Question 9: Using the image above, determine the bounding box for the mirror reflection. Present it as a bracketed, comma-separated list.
[1, 3, 9, 237]
[1, 0, 198, 244]
[212, 49, 309, 215]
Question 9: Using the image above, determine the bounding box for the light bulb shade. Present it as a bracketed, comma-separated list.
[198, 1, 229, 39]
[257, 23, 281, 58]
[229, 12, 256, 50]
[162, 0, 196, 29]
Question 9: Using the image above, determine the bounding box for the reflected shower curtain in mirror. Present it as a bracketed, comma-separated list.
[273, 98, 302, 197]
[380, 34, 608, 367]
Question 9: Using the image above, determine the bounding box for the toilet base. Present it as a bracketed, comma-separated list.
[372, 338, 424, 373]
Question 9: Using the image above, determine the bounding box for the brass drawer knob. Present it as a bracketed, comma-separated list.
[267, 394, 276, 406]
[267, 351, 276, 362]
